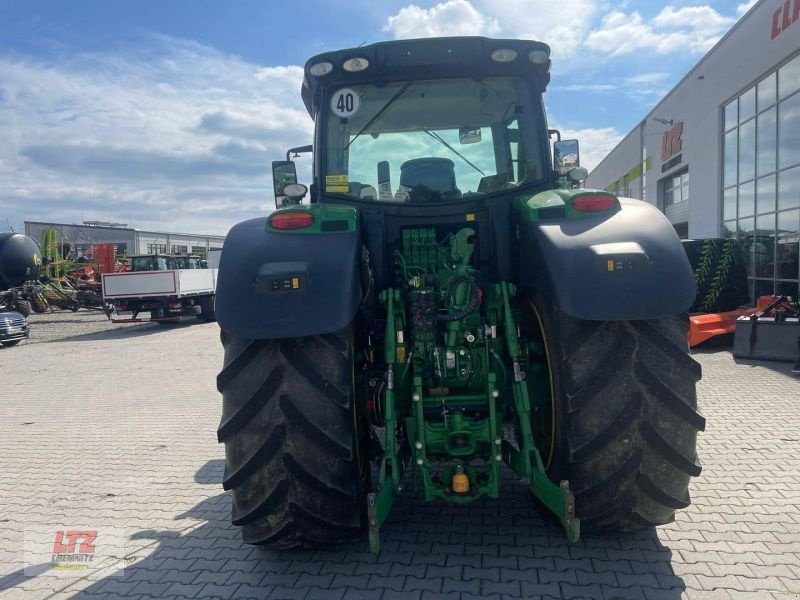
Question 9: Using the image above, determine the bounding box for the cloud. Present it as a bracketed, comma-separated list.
[585, 6, 735, 56]
[0, 36, 311, 234]
[476, 0, 598, 59]
[554, 126, 623, 172]
[383, 0, 500, 39]
[383, 0, 596, 60]
[383, 0, 744, 65]
[737, 0, 758, 16]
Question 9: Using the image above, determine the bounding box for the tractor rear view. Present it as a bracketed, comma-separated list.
[215, 37, 705, 551]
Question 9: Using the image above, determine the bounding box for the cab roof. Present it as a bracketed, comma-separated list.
[301, 36, 551, 117]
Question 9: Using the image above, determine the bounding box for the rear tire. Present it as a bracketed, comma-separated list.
[31, 294, 48, 313]
[525, 293, 705, 531]
[199, 295, 216, 322]
[14, 300, 31, 317]
[217, 327, 366, 548]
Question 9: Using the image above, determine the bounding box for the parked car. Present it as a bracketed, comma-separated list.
[0, 310, 29, 347]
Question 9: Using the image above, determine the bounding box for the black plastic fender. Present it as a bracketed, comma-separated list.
[215, 217, 361, 339]
[518, 198, 696, 320]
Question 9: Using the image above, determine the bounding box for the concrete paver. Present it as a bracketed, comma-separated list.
[0, 323, 798, 599]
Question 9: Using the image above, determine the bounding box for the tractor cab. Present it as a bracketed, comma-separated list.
[273, 37, 586, 287]
[130, 254, 168, 272]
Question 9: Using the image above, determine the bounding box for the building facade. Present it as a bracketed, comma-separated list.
[24, 221, 225, 258]
[586, 0, 800, 300]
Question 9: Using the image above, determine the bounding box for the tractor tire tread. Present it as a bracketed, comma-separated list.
[536, 295, 703, 532]
[218, 328, 363, 548]
[14, 300, 32, 317]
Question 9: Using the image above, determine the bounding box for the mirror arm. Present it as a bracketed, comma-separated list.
[285, 144, 313, 161]
[548, 129, 561, 142]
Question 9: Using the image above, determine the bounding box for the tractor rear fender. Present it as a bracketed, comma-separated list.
[517, 195, 696, 320]
[215, 207, 361, 339]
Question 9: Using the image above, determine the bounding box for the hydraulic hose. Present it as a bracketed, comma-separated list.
[437, 275, 479, 322]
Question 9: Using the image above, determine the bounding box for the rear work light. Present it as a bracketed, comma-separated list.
[269, 211, 315, 230]
[309, 61, 334, 76]
[529, 49, 549, 64]
[571, 194, 618, 212]
[342, 57, 369, 72]
[490, 49, 518, 63]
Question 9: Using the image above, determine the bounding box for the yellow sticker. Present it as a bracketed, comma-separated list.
[292, 277, 300, 289]
[607, 260, 615, 272]
[326, 174, 349, 193]
[466, 213, 476, 221]
[396, 346, 406, 363]
[33, 254, 40, 266]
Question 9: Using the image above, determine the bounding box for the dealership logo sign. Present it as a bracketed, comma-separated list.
[52, 530, 97, 570]
[771, 0, 799, 39]
[661, 121, 683, 172]
[24, 526, 127, 578]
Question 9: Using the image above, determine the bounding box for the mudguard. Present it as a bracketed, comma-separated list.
[216, 211, 361, 339]
[517, 197, 696, 321]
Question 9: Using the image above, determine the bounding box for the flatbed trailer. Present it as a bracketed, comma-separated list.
[102, 264, 217, 323]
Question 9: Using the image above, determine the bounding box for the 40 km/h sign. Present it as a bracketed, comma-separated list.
[331, 88, 360, 118]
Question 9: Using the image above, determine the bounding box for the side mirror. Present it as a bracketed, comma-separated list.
[554, 139, 580, 175]
[272, 161, 298, 207]
[458, 126, 482, 144]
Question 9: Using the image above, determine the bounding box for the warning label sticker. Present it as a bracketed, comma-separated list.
[326, 174, 349, 193]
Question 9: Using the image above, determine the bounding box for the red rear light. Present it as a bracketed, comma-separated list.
[572, 194, 618, 212]
[269, 211, 315, 230]
[116, 304, 127, 311]
[168, 302, 182, 309]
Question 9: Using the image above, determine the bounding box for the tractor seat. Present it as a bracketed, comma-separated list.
[399, 158, 461, 202]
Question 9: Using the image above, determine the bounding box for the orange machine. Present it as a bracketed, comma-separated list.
[688, 296, 786, 347]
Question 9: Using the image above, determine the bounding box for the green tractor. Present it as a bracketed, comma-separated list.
[215, 37, 705, 552]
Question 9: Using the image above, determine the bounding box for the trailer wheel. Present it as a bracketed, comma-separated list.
[217, 327, 367, 548]
[14, 300, 31, 317]
[31, 294, 48, 313]
[199, 295, 216, 322]
[520, 293, 705, 531]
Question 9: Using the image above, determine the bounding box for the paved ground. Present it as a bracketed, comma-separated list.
[0, 323, 798, 599]
[15, 309, 143, 345]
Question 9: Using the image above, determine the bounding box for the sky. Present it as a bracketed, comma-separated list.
[0, 0, 759, 235]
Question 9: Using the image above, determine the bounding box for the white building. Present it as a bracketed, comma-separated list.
[586, 0, 800, 300]
[24, 221, 225, 258]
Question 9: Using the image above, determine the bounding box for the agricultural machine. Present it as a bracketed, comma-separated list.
[215, 37, 705, 552]
[0, 232, 42, 317]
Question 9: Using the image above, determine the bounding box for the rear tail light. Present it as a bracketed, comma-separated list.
[269, 211, 315, 230]
[572, 194, 618, 212]
[116, 304, 127, 311]
[168, 302, 182, 309]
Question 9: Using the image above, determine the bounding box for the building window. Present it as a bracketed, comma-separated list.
[664, 170, 689, 206]
[147, 243, 167, 254]
[721, 52, 800, 301]
[171, 245, 188, 254]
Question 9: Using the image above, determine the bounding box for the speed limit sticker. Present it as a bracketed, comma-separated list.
[330, 88, 360, 117]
